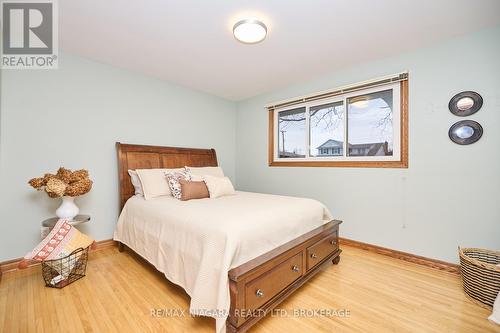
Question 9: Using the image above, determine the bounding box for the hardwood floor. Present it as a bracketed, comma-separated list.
[0, 245, 498, 333]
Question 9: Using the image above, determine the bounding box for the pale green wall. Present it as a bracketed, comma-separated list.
[1, 27, 498, 264]
[0, 53, 236, 261]
[235, 26, 500, 263]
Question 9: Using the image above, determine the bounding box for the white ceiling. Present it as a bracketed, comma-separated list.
[60, 0, 500, 101]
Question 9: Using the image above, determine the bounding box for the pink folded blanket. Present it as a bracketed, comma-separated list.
[19, 219, 95, 269]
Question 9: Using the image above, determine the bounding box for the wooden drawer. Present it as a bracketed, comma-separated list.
[245, 252, 303, 310]
[306, 231, 338, 270]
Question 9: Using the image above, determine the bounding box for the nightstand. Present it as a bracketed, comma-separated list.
[41, 215, 91, 238]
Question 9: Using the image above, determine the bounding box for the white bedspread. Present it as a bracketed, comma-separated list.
[113, 191, 332, 332]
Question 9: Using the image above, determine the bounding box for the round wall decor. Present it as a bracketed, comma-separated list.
[448, 91, 483, 116]
[448, 120, 483, 145]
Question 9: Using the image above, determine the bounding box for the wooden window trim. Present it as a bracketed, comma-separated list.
[268, 80, 408, 168]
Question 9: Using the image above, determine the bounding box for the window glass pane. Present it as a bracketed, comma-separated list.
[278, 107, 306, 158]
[309, 101, 344, 157]
[347, 89, 393, 156]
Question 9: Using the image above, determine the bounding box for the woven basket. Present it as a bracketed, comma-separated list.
[459, 247, 500, 308]
[41, 247, 89, 289]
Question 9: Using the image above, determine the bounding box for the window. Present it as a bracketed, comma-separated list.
[278, 107, 306, 158]
[268, 73, 408, 168]
[347, 89, 394, 157]
[309, 101, 344, 157]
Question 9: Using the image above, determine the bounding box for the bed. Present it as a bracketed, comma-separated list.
[114, 142, 342, 333]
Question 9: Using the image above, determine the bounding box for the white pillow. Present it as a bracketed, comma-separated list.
[203, 175, 235, 199]
[136, 168, 183, 200]
[186, 166, 224, 178]
[127, 170, 143, 196]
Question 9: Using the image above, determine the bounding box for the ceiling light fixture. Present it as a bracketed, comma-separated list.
[233, 19, 267, 44]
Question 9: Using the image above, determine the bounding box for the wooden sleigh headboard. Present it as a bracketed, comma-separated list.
[116, 142, 218, 210]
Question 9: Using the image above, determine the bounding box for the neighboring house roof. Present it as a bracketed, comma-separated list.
[317, 139, 389, 155]
[367, 143, 385, 155]
[317, 139, 343, 149]
[349, 142, 388, 156]
[279, 151, 305, 158]
[348, 143, 372, 149]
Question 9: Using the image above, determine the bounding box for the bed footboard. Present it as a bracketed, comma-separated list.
[227, 220, 342, 332]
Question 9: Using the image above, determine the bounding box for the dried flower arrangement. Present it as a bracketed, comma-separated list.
[29, 167, 93, 198]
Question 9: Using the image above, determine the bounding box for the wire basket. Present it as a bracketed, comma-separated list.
[459, 247, 500, 308]
[41, 247, 89, 288]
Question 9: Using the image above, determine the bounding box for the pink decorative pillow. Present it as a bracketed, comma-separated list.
[165, 170, 192, 199]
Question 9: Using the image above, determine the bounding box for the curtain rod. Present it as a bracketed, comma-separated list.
[267, 72, 408, 110]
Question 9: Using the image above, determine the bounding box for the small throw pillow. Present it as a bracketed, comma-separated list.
[203, 175, 235, 198]
[179, 179, 209, 201]
[186, 166, 225, 178]
[165, 170, 192, 199]
[128, 169, 143, 196]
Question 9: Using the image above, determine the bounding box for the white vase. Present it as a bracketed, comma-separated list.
[55, 196, 79, 220]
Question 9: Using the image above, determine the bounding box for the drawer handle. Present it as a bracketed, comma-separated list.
[255, 289, 264, 298]
[310, 253, 317, 259]
[330, 240, 337, 246]
[292, 265, 300, 272]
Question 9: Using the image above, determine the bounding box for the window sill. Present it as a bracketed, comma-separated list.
[268, 160, 408, 168]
